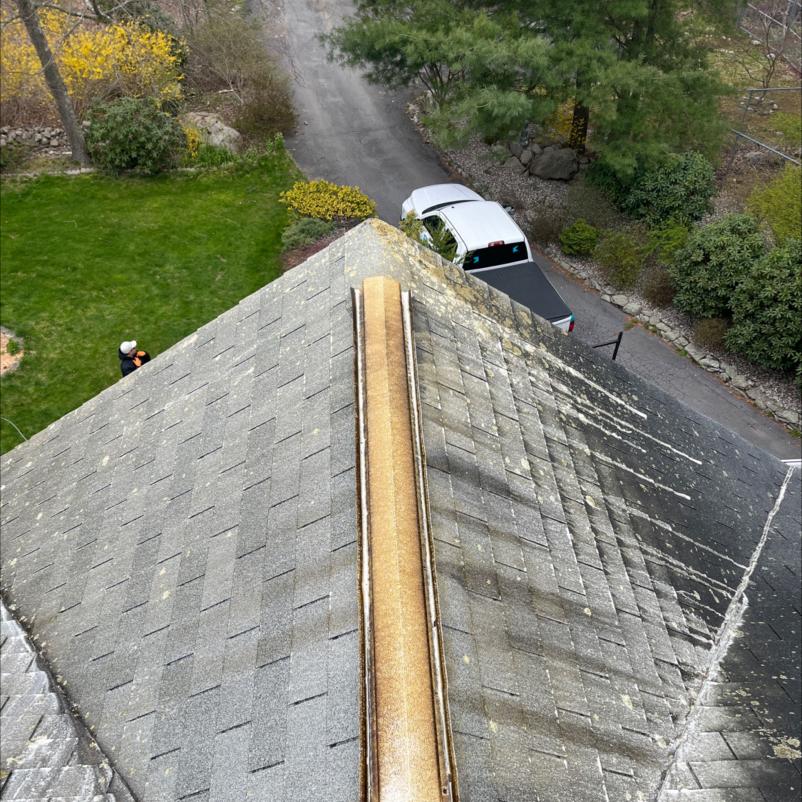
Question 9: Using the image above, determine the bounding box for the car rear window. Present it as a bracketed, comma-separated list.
[465, 242, 526, 270]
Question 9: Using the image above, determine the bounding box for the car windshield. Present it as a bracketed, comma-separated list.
[464, 242, 526, 270]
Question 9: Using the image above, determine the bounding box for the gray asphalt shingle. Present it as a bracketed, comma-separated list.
[1, 239, 360, 802]
[1, 220, 798, 801]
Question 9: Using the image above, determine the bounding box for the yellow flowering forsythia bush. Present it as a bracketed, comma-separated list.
[0, 11, 182, 119]
[183, 125, 202, 161]
[280, 179, 376, 221]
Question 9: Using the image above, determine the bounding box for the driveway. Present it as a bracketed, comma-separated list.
[260, 0, 799, 461]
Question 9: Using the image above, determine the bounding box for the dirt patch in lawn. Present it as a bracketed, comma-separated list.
[0, 328, 24, 375]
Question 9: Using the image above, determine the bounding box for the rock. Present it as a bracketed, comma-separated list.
[744, 149, 781, 166]
[732, 374, 751, 391]
[663, 328, 681, 342]
[601, 294, 612, 303]
[509, 142, 523, 159]
[675, 336, 689, 347]
[50, 138, 59, 147]
[530, 143, 542, 157]
[520, 147, 534, 166]
[746, 386, 765, 402]
[179, 112, 242, 154]
[686, 344, 704, 361]
[623, 302, 641, 316]
[777, 408, 801, 425]
[529, 147, 579, 180]
[611, 294, 628, 307]
[699, 356, 721, 371]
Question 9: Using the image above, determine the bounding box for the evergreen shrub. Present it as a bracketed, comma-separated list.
[747, 165, 802, 245]
[86, 97, 184, 174]
[594, 230, 645, 288]
[280, 179, 376, 221]
[559, 219, 599, 256]
[281, 217, 336, 252]
[725, 239, 802, 375]
[622, 152, 715, 225]
[669, 214, 765, 319]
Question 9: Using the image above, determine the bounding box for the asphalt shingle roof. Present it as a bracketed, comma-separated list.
[1, 220, 799, 802]
[1, 245, 361, 801]
[407, 269, 800, 801]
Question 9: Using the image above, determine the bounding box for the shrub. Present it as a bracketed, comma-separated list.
[594, 230, 646, 289]
[621, 152, 716, 225]
[747, 165, 802, 245]
[559, 219, 599, 256]
[184, 8, 295, 139]
[234, 69, 297, 140]
[1, 13, 182, 119]
[646, 221, 690, 266]
[86, 97, 185, 174]
[280, 179, 376, 221]
[0, 143, 27, 173]
[564, 177, 621, 230]
[772, 112, 802, 146]
[281, 217, 336, 252]
[183, 126, 202, 162]
[528, 212, 567, 245]
[669, 214, 766, 319]
[725, 239, 802, 374]
[6, 339, 20, 356]
[692, 318, 729, 351]
[640, 265, 676, 306]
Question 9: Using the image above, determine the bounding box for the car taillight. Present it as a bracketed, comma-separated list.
[488, 240, 505, 247]
[568, 316, 575, 333]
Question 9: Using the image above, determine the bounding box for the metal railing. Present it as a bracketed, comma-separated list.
[592, 331, 623, 361]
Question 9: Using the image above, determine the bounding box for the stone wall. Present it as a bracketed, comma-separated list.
[1, 126, 68, 148]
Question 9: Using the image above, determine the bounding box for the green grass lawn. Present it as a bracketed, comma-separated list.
[0, 153, 298, 454]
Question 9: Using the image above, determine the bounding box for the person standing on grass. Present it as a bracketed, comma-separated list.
[118, 340, 151, 377]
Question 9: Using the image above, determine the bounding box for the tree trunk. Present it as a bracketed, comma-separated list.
[568, 100, 589, 153]
[15, 0, 90, 166]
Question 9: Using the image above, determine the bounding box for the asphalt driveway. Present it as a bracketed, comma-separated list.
[261, 0, 799, 461]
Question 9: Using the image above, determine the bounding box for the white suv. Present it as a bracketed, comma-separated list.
[401, 184, 575, 332]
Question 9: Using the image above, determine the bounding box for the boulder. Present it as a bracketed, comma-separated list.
[509, 142, 523, 159]
[520, 147, 534, 166]
[731, 374, 751, 391]
[529, 147, 579, 180]
[611, 294, 629, 307]
[179, 112, 242, 154]
[699, 356, 721, 371]
[685, 344, 704, 361]
[623, 302, 641, 316]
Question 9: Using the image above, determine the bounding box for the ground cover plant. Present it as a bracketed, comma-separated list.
[0, 148, 298, 453]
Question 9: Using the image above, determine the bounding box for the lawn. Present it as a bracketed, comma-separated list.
[0, 152, 298, 454]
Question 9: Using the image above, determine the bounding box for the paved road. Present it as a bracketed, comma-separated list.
[263, 0, 800, 461]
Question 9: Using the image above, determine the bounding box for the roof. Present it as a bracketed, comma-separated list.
[1, 219, 799, 802]
[0, 600, 134, 799]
